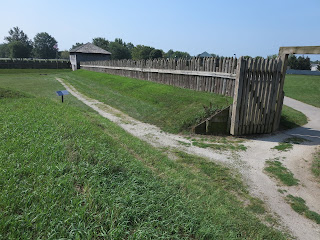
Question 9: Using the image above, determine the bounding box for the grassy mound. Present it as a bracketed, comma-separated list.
[60, 70, 233, 133]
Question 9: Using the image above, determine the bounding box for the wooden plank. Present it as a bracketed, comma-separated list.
[279, 46, 320, 55]
[230, 57, 246, 135]
[266, 59, 281, 132]
[260, 59, 273, 133]
[245, 58, 257, 134]
[272, 56, 286, 131]
[241, 58, 253, 134]
[250, 58, 262, 133]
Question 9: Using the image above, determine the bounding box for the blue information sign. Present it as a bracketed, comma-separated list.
[56, 90, 69, 96]
[56, 90, 69, 102]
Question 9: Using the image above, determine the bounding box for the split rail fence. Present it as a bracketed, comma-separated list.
[80, 57, 284, 135]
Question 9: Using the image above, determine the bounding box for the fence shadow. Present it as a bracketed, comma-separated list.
[246, 126, 320, 146]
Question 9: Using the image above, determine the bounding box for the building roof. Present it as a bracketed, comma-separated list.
[198, 51, 212, 57]
[70, 42, 111, 55]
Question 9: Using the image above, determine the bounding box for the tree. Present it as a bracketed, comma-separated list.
[0, 44, 9, 58]
[149, 49, 163, 59]
[288, 55, 310, 70]
[70, 42, 84, 50]
[164, 49, 191, 59]
[108, 42, 131, 60]
[131, 45, 154, 60]
[297, 56, 310, 70]
[267, 54, 278, 59]
[33, 32, 58, 59]
[8, 41, 31, 59]
[317, 64, 320, 71]
[4, 26, 33, 58]
[60, 50, 70, 59]
[92, 37, 109, 51]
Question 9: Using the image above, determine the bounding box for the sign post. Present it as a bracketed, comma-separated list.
[56, 90, 69, 103]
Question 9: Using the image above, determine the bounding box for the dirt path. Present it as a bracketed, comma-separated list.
[56, 78, 320, 240]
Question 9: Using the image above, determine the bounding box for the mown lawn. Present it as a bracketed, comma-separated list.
[0, 70, 287, 239]
[284, 74, 320, 108]
[59, 70, 307, 133]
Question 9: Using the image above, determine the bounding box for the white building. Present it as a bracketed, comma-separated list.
[311, 63, 319, 71]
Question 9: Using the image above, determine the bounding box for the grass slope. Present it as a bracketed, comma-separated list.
[280, 105, 308, 129]
[284, 74, 320, 108]
[60, 70, 233, 133]
[0, 70, 286, 239]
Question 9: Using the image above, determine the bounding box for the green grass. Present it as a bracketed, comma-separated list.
[284, 74, 320, 108]
[272, 142, 293, 152]
[0, 69, 71, 74]
[312, 151, 320, 180]
[286, 195, 320, 224]
[280, 105, 308, 129]
[272, 137, 308, 152]
[265, 160, 299, 186]
[0, 70, 287, 239]
[192, 140, 247, 151]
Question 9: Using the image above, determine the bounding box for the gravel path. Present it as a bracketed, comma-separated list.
[57, 78, 320, 240]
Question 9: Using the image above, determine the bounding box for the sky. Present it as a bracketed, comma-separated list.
[1, 0, 319, 60]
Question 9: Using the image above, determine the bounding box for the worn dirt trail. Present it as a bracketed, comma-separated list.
[57, 78, 320, 240]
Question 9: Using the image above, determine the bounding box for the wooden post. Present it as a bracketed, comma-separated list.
[230, 57, 246, 135]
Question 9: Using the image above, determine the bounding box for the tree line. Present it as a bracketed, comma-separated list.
[71, 37, 191, 61]
[0, 27, 62, 59]
[1, 26, 315, 70]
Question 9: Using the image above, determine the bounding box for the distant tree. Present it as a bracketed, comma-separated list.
[210, 53, 219, 58]
[126, 42, 135, 52]
[267, 54, 278, 59]
[165, 49, 190, 59]
[288, 55, 310, 70]
[8, 41, 31, 59]
[149, 49, 163, 59]
[243, 55, 252, 59]
[108, 42, 131, 60]
[317, 64, 320, 71]
[4, 26, 33, 58]
[60, 50, 70, 59]
[131, 45, 154, 60]
[255, 56, 263, 59]
[70, 42, 84, 51]
[33, 32, 58, 59]
[297, 56, 311, 70]
[92, 37, 109, 51]
[287, 55, 298, 69]
[0, 43, 9, 58]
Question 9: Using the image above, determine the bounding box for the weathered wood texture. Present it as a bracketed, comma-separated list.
[80, 57, 237, 96]
[279, 46, 320, 55]
[230, 57, 283, 135]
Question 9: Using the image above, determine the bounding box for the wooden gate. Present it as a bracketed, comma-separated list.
[230, 57, 284, 135]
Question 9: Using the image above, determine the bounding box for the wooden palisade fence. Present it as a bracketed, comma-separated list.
[230, 57, 283, 135]
[81, 57, 237, 97]
[80, 56, 285, 135]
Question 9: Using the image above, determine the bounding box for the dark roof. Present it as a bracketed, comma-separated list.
[70, 42, 111, 55]
[198, 51, 212, 57]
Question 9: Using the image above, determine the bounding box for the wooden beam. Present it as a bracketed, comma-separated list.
[80, 65, 237, 79]
[279, 46, 320, 56]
